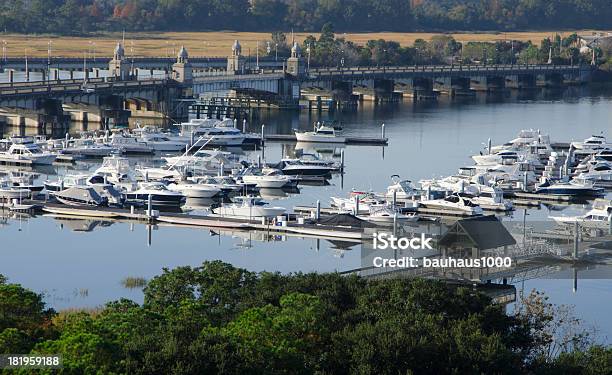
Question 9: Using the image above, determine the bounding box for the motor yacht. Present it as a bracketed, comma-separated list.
[44, 174, 124, 206]
[94, 156, 139, 191]
[357, 204, 419, 224]
[124, 182, 185, 206]
[179, 118, 260, 146]
[331, 191, 387, 215]
[237, 167, 292, 188]
[471, 150, 521, 166]
[52, 186, 108, 207]
[550, 199, 612, 228]
[0, 137, 57, 165]
[107, 133, 154, 154]
[188, 176, 243, 194]
[571, 135, 610, 151]
[138, 133, 187, 152]
[61, 138, 116, 157]
[490, 129, 545, 152]
[385, 176, 420, 200]
[167, 182, 221, 199]
[295, 123, 346, 143]
[535, 178, 604, 197]
[419, 193, 484, 215]
[211, 196, 286, 219]
[274, 159, 335, 176]
[0, 179, 31, 200]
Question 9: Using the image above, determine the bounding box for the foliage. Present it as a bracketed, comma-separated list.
[0, 266, 610, 374]
[2, 1, 612, 35]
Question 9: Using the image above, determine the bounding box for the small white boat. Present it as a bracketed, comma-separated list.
[212, 196, 286, 219]
[471, 150, 521, 166]
[0, 138, 57, 165]
[295, 124, 346, 143]
[167, 182, 221, 199]
[550, 199, 612, 228]
[138, 133, 187, 152]
[238, 168, 291, 188]
[419, 193, 483, 215]
[107, 133, 154, 154]
[0, 180, 31, 199]
[358, 205, 418, 224]
[331, 191, 387, 214]
[61, 138, 116, 157]
[385, 176, 420, 200]
[571, 135, 610, 151]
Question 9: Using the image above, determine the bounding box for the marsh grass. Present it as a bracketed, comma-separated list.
[121, 276, 147, 289]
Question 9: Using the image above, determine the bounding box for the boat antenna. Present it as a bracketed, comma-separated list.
[166, 136, 214, 171]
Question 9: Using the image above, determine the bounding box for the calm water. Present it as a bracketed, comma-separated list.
[1, 86, 611, 342]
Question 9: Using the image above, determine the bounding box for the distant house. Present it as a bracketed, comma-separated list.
[578, 32, 612, 53]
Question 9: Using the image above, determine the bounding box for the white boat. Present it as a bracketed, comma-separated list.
[295, 124, 346, 143]
[573, 159, 612, 182]
[164, 149, 243, 173]
[571, 135, 610, 151]
[238, 167, 291, 188]
[212, 196, 286, 219]
[0, 179, 31, 199]
[535, 179, 604, 197]
[44, 174, 124, 206]
[61, 138, 116, 157]
[276, 159, 336, 176]
[357, 205, 419, 224]
[385, 176, 420, 200]
[490, 129, 545, 153]
[179, 118, 260, 146]
[107, 133, 154, 154]
[94, 156, 139, 191]
[550, 199, 612, 227]
[331, 191, 387, 214]
[167, 182, 221, 199]
[419, 193, 483, 215]
[136, 166, 183, 182]
[188, 176, 242, 194]
[471, 150, 521, 166]
[124, 182, 185, 206]
[0, 138, 57, 165]
[138, 133, 187, 152]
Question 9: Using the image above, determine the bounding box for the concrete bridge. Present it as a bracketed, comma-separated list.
[0, 39, 595, 135]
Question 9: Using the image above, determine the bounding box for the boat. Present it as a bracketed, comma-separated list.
[295, 123, 346, 143]
[419, 193, 484, 215]
[52, 186, 108, 207]
[211, 196, 286, 219]
[571, 135, 610, 151]
[61, 138, 116, 157]
[167, 182, 221, 199]
[471, 150, 521, 166]
[163, 149, 244, 174]
[179, 118, 260, 146]
[331, 191, 387, 214]
[385, 175, 420, 200]
[238, 167, 292, 188]
[138, 133, 187, 152]
[0, 179, 31, 199]
[44, 174, 124, 206]
[107, 133, 154, 154]
[550, 199, 612, 227]
[136, 166, 183, 182]
[0, 137, 57, 165]
[93, 156, 139, 191]
[187, 176, 243, 194]
[535, 179, 604, 197]
[275, 159, 336, 177]
[490, 129, 544, 152]
[357, 205, 419, 224]
[124, 182, 186, 206]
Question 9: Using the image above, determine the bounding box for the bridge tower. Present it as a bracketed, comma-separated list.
[286, 42, 305, 77]
[172, 46, 193, 84]
[108, 43, 130, 80]
[227, 40, 245, 75]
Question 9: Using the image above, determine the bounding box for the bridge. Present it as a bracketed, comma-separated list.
[0, 39, 594, 135]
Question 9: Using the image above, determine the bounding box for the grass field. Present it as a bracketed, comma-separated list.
[0, 30, 598, 58]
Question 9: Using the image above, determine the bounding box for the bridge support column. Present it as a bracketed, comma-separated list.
[540, 73, 564, 88]
[8, 70, 14, 84]
[433, 77, 472, 96]
[505, 74, 536, 89]
[471, 76, 505, 91]
[410, 78, 436, 100]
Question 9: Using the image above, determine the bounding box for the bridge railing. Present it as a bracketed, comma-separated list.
[0, 77, 171, 96]
[309, 64, 583, 75]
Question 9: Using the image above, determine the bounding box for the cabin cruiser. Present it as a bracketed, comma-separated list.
[188, 176, 243, 194]
[357, 204, 419, 224]
[535, 178, 604, 197]
[212, 196, 286, 219]
[471, 150, 521, 166]
[456, 188, 513, 212]
[61, 138, 116, 157]
[0, 171, 44, 193]
[107, 133, 154, 154]
[164, 149, 243, 173]
[419, 193, 484, 215]
[52, 186, 108, 207]
[237, 167, 292, 189]
[167, 182, 221, 199]
[385, 176, 420, 200]
[573, 160, 612, 183]
[136, 166, 183, 182]
[490, 129, 546, 153]
[44, 174, 124, 206]
[274, 159, 336, 176]
[331, 191, 387, 215]
[0, 137, 57, 165]
[138, 133, 187, 152]
[0, 179, 31, 199]
[571, 135, 610, 151]
[179, 118, 261, 146]
[295, 123, 346, 143]
[94, 156, 139, 191]
[550, 199, 612, 227]
[124, 182, 185, 206]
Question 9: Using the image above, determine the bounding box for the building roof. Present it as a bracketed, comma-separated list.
[438, 215, 516, 250]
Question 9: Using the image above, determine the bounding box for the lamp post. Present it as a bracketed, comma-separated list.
[256, 41, 259, 71]
[275, 43, 278, 61]
[47, 40, 52, 83]
[306, 42, 311, 72]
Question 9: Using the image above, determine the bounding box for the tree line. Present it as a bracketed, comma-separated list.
[1, 0, 612, 35]
[1, 262, 610, 374]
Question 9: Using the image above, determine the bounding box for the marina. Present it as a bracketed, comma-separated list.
[2, 87, 612, 341]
